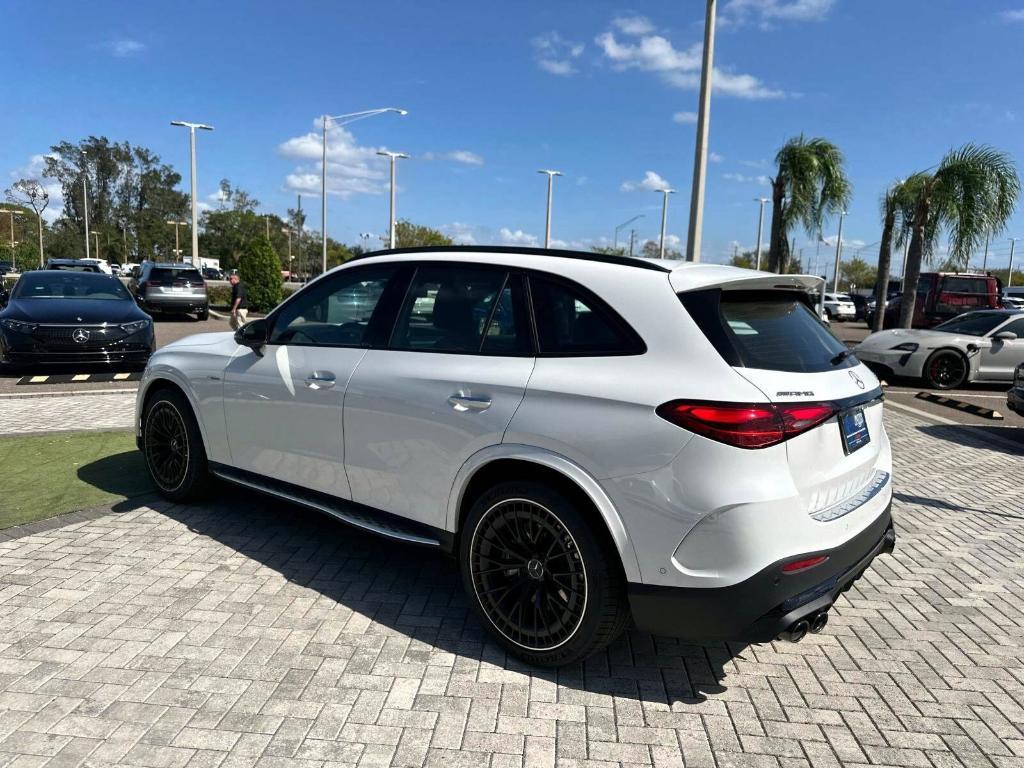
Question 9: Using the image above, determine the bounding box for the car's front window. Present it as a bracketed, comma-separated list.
[934, 313, 1006, 336]
[13, 274, 131, 300]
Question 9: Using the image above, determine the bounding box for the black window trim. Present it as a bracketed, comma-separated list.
[263, 262, 405, 350]
[385, 261, 533, 357]
[524, 270, 647, 358]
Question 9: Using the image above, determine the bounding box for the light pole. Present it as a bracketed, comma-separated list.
[281, 227, 293, 276]
[754, 197, 768, 270]
[170, 120, 214, 264]
[92, 231, 101, 261]
[264, 215, 272, 240]
[832, 211, 848, 293]
[121, 221, 129, 263]
[1010, 238, 1020, 288]
[656, 189, 675, 258]
[0, 208, 23, 250]
[166, 220, 188, 261]
[321, 108, 407, 272]
[295, 194, 303, 278]
[982, 233, 990, 272]
[629, 229, 637, 258]
[537, 169, 562, 248]
[377, 150, 409, 248]
[614, 215, 644, 250]
[685, 0, 717, 263]
[81, 152, 91, 259]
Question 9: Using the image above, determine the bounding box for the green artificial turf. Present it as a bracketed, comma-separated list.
[0, 430, 152, 529]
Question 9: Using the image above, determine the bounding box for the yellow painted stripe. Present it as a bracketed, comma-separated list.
[113, 373, 131, 380]
[29, 375, 48, 383]
[72, 374, 90, 382]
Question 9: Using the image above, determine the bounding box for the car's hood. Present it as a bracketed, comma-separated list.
[856, 328, 979, 351]
[2, 298, 144, 324]
[159, 331, 235, 352]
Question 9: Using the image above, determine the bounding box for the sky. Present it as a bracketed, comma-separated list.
[4, 0, 1024, 273]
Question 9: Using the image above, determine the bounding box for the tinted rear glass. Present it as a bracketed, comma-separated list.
[679, 289, 855, 373]
[149, 268, 204, 283]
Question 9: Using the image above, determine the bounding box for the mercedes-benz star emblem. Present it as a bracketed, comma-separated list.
[849, 369, 865, 389]
[72, 328, 90, 344]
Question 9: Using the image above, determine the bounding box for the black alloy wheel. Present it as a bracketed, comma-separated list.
[924, 349, 968, 390]
[142, 388, 209, 501]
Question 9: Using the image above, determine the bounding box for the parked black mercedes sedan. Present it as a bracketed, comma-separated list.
[0, 270, 155, 369]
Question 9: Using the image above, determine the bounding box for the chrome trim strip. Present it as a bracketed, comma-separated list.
[210, 468, 441, 547]
[810, 470, 891, 523]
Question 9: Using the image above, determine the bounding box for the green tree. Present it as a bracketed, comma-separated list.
[872, 180, 911, 331]
[238, 237, 283, 312]
[591, 245, 626, 257]
[394, 220, 453, 248]
[838, 256, 876, 292]
[641, 240, 681, 260]
[729, 250, 757, 269]
[768, 136, 852, 274]
[5, 181, 49, 268]
[897, 145, 1021, 328]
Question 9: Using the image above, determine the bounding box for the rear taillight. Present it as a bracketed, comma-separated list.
[781, 555, 828, 574]
[656, 400, 836, 449]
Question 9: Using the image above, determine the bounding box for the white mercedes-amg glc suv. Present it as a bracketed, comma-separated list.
[136, 247, 895, 666]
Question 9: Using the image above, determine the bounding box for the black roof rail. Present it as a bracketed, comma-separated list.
[347, 245, 673, 272]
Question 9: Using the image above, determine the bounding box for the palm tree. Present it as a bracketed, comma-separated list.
[896, 145, 1020, 328]
[871, 180, 911, 332]
[767, 136, 852, 273]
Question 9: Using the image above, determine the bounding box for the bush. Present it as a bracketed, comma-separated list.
[237, 237, 283, 312]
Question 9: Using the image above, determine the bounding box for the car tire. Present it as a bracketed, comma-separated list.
[460, 480, 630, 667]
[141, 387, 209, 502]
[923, 348, 968, 390]
[197, 306, 209, 321]
[824, 308, 833, 320]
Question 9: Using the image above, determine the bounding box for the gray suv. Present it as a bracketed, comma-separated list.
[131, 262, 209, 320]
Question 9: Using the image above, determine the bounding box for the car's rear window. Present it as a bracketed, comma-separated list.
[149, 268, 204, 283]
[679, 289, 856, 373]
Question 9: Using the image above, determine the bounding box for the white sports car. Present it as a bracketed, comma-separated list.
[855, 309, 1024, 389]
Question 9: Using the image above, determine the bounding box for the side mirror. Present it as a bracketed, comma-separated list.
[994, 330, 1018, 341]
[234, 318, 269, 356]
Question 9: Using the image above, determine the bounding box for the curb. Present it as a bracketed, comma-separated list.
[0, 388, 137, 400]
[915, 391, 1003, 420]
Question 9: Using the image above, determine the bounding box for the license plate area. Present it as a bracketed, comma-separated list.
[840, 407, 870, 454]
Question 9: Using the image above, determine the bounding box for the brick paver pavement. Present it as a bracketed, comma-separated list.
[0, 409, 1021, 768]
[0, 392, 135, 435]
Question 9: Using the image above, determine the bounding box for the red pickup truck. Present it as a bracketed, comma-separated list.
[871, 272, 1002, 329]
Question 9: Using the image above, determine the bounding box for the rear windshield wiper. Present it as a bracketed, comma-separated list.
[830, 349, 855, 366]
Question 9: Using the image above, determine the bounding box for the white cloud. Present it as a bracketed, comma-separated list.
[576, 175, 589, 186]
[279, 119, 393, 198]
[709, 151, 724, 163]
[721, 0, 836, 27]
[442, 222, 478, 245]
[621, 170, 672, 192]
[1001, 8, 1024, 21]
[673, 111, 698, 124]
[595, 28, 784, 99]
[820, 235, 865, 249]
[105, 39, 146, 57]
[612, 15, 655, 35]
[6, 154, 63, 223]
[422, 150, 484, 165]
[723, 172, 770, 185]
[532, 32, 584, 76]
[498, 227, 539, 246]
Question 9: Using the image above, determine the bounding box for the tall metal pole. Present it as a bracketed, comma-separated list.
[629, 229, 637, 258]
[685, 0, 717, 263]
[296, 194, 303, 277]
[832, 211, 847, 293]
[171, 121, 213, 266]
[900, 235, 909, 285]
[377, 151, 409, 248]
[92, 231, 101, 261]
[982, 233, 990, 271]
[0, 210, 20, 249]
[657, 189, 675, 258]
[321, 115, 328, 273]
[754, 197, 768, 270]
[82, 170, 90, 259]
[282, 227, 293, 276]
[537, 170, 562, 248]
[1009, 238, 1018, 288]
[38, 212, 45, 267]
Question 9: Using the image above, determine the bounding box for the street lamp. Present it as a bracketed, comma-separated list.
[321, 108, 407, 271]
[166, 220, 188, 262]
[754, 198, 768, 271]
[656, 189, 676, 258]
[376, 150, 409, 248]
[537, 169, 562, 248]
[832, 211, 848, 293]
[170, 120, 214, 264]
[614, 215, 644, 250]
[685, 0, 717, 263]
[81, 150, 91, 259]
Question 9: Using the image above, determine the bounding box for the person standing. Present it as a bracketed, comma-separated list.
[229, 272, 249, 330]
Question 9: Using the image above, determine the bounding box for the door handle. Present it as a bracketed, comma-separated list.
[304, 371, 337, 390]
[448, 394, 492, 412]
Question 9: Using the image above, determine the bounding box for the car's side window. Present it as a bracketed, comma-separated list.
[269, 265, 396, 347]
[528, 273, 644, 356]
[390, 264, 520, 354]
[997, 318, 1024, 337]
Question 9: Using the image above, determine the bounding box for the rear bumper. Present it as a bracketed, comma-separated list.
[627, 502, 894, 642]
[141, 295, 208, 312]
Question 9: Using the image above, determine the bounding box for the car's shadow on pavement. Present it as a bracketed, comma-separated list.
[141, 482, 748, 704]
[915, 423, 1024, 454]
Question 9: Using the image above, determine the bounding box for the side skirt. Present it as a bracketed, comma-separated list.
[208, 462, 455, 552]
